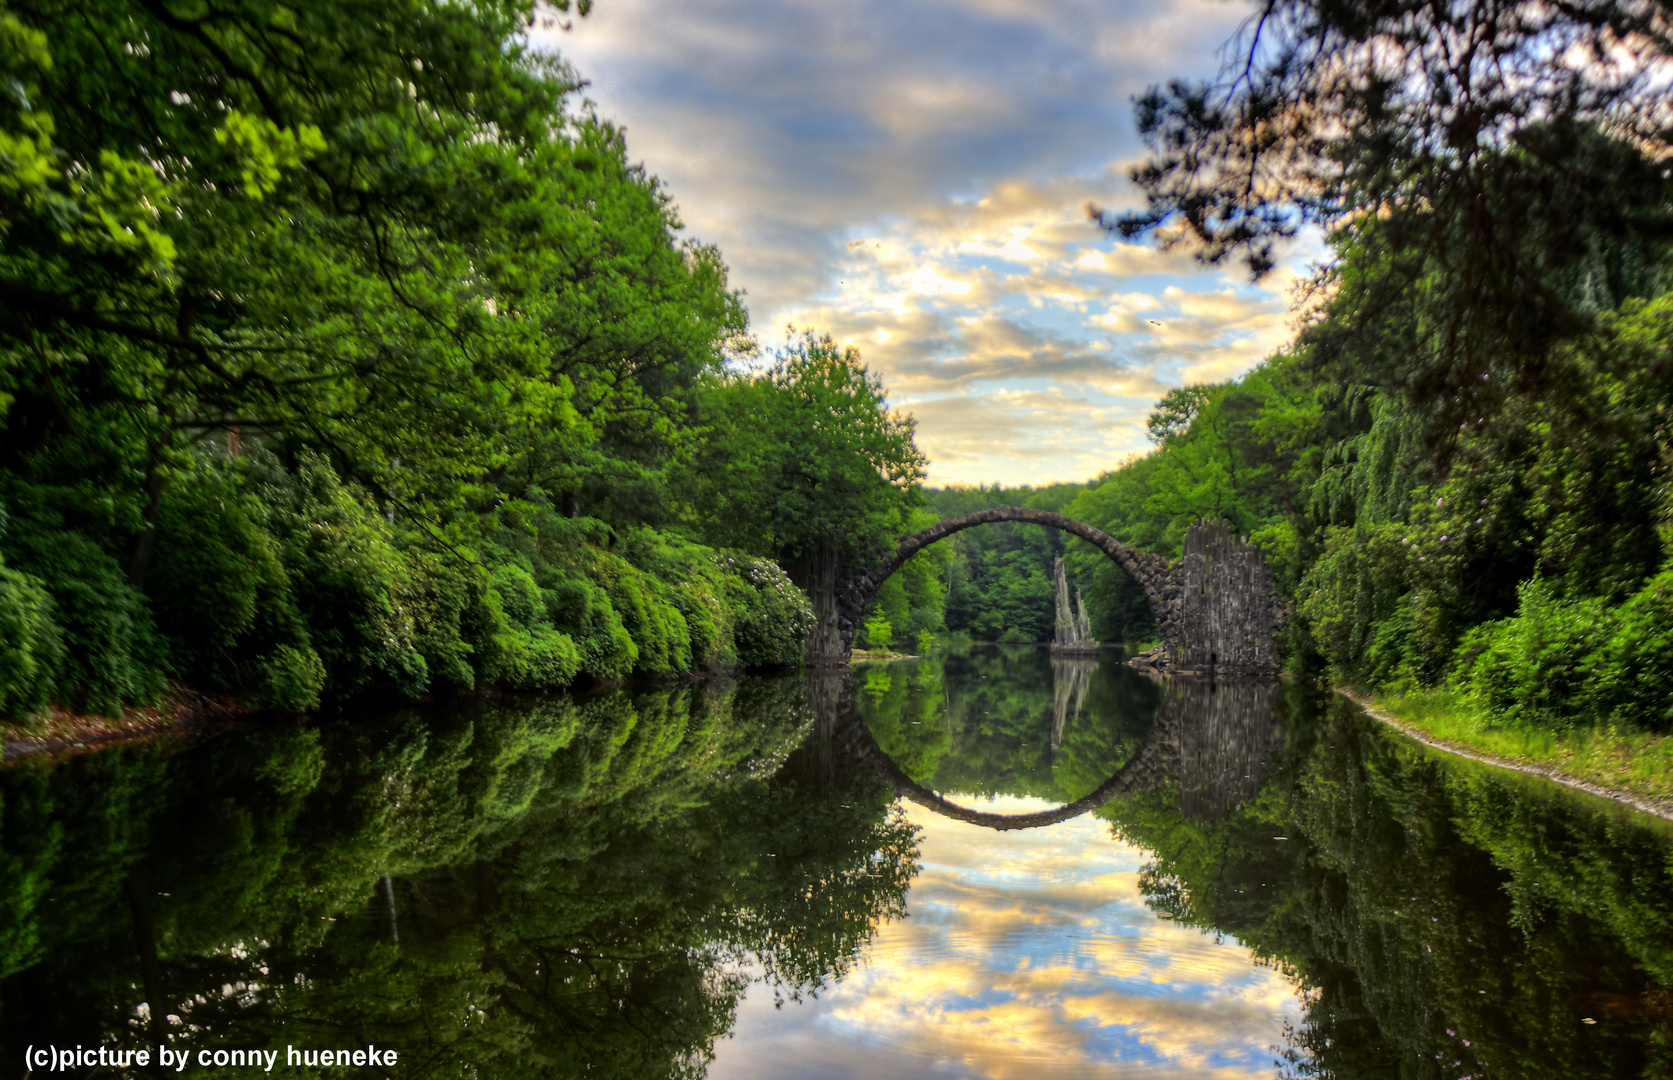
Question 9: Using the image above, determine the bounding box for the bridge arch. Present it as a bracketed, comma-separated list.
[830, 507, 1176, 662]
[859, 720, 1175, 830]
[819, 670, 1285, 830]
[822, 509, 1285, 677]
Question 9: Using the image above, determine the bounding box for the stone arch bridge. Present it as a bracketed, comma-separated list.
[815, 508, 1286, 677]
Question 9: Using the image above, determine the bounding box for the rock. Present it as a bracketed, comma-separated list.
[1127, 643, 1169, 671]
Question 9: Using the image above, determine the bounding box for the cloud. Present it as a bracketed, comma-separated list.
[549, 0, 1254, 319]
[711, 797, 1303, 1079]
[546, 0, 1317, 485]
[765, 176, 1297, 481]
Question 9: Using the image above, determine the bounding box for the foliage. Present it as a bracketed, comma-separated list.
[1066, 353, 1328, 649]
[0, 526, 164, 716]
[0, 0, 848, 722]
[0, 550, 59, 719]
[1452, 569, 1673, 734]
[1109, 0, 1673, 443]
[862, 612, 893, 653]
[0, 676, 919, 1078]
[922, 485, 1084, 643]
[718, 554, 816, 668]
[690, 333, 924, 562]
[1087, 0, 1673, 736]
[1065, 273, 1672, 733]
[855, 505, 948, 651]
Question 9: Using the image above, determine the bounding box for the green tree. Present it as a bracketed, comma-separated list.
[1108, 0, 1673, 443]
[0, 0, 808, 718]
[687, 333, 926, 657]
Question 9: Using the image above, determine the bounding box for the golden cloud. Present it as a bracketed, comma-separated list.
[809, 799, 1303, 1078]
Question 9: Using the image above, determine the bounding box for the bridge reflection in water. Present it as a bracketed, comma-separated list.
[716, 657, 1306, 1080]
[803, 664, 1284, 830]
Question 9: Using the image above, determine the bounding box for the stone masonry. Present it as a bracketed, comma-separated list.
[808, 670, 1284, 831]
[1164, 521, 1286, 677]
[824, 509, 1285, 677]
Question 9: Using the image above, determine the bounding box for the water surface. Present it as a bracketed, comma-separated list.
[3, 645, 1672, 1077]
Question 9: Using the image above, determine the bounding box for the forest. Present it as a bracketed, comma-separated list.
[0, 0, 929, 722]
[2, 0, 1671, 755]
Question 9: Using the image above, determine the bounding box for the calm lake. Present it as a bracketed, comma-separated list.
[3, 644, 1672, 1078]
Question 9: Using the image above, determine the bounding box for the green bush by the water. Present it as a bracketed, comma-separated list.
[1452, 571, 1673, 732]
[0, 452, 817, 722]
[1, 528, 165, 718]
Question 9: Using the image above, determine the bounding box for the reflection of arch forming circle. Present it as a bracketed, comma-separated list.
[826, 676, 1284, 830]
[835, 699, 1180, 831]
[878, 734, 1175, 831]
[843, 508, 1174, 643]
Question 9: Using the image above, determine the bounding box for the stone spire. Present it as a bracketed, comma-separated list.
[1052, 557, 1099, 653]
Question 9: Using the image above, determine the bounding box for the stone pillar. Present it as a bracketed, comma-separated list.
[1166, 522, 1284, 677]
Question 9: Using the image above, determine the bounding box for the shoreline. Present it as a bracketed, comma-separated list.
[0, 688, 252, 765]
[0, 668, 768, 765]
[1339, 688, 1673, 824]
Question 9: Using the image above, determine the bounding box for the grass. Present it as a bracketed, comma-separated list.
[1363, 686, 1673, 807]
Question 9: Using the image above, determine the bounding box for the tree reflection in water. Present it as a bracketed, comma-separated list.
[852, 645, 1673, 1078]
[0, 678, 919, 1079]
[1109, 688, 1673, 1078]
[7, 649, 1673, 1079]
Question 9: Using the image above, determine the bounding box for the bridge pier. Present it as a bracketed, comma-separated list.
[1163, 522, 1286, 677]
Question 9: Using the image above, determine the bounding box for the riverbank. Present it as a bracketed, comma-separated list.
[1343, 687, 1673, 822]
[0, 686, 252, 764]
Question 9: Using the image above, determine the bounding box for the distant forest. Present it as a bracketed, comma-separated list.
[2, 0, 1671, 745]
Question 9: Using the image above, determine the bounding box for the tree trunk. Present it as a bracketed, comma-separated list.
[126, 468, 167, 591]
[125, 867, 170, 1070]
[792, 546, 846, 663]
[382, 874, 400, 946]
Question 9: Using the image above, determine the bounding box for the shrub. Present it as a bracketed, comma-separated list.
[607, 564, 692, 676]
[148, 459, 323, 712]
[1451, 578, 1613, 731]
[545, 573, 637, 681]
[459, 570, 526, 687]
[1592, 568, 1673, 731]
[0, 559, 61, 719]
[404, 554, 486, 694]
[478, 558, 583, 690]
[724, 555, 814, 668]
[520, 628, 582, 690]
[2, 530, 164, 716]
[489, 563, 542, 629]
[257, 644, 327, 713]
[252, 455, 430, 704]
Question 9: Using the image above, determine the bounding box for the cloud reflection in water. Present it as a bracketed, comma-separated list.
[711, 795, 1302, 1079]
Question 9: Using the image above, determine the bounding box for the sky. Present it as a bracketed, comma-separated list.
[708, 796, 1302, 1078]
[540, 0, 1320, 486]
